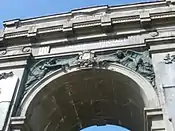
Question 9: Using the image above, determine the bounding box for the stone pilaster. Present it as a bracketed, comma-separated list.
[146, 36, 175, 131]
[0, 48, 31, 131]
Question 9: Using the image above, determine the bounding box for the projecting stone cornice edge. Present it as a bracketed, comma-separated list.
[146, 36, 175, 53]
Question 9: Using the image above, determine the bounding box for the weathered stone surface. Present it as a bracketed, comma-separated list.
[164, 87, 175, 128]
[0, 76, 18, 102]
[0, 102, 10, 130]
[0, 76, 18, 130]
[158, 62, 175, 87]
[1, 1, 175, 131]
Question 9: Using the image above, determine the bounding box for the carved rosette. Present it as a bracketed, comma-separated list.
[24, 50, 156, 93]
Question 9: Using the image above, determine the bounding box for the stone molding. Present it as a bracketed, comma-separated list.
[0, 32, 157, 59]
[146, 36, 175, 54]
[1, 1, 175, 44]
[145, 108, 166, 131]
[2, 1, 170, 29]
[0, 46, 31, 57]
[0, 53, 31, 69]
[10, 116, 26, 130]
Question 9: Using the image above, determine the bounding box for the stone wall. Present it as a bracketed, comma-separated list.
[0, 0, 175, 130]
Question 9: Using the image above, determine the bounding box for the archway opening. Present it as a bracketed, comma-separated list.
[24, 68, 146, 131]
[81, 125, 130, 131]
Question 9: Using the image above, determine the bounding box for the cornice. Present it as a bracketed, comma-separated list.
[0, 45, 32, 69]
[1, 1, 175, 46]
[146, 36, 175, 53]
[0, 53, 31, 69]
[2, 1, 168, 27]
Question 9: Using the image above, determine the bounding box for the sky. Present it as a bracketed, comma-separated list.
[81, 125, 129, 131]
[1, 0, 152, 130]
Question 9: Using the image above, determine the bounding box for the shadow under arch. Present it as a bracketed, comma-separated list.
[18, 63, 160, 131]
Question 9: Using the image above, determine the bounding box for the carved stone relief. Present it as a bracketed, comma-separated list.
[160, 53, 175, 87]
[164, 54, 175, 64]
[0, 72, 14, 80]
[95, 50, 155, 87]
[22, 47, 31, 53]
[24, 50, 155, 94]
[77, 51, 96, 67]
[149, 31, 159, 38]
[24, 55, 79, 92]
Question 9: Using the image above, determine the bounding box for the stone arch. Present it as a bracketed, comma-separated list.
[18, 63, 160, 131]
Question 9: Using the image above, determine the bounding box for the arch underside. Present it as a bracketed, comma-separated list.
[24, 69, 147, 131]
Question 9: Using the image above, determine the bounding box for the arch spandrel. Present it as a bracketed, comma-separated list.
[15, 49, 161, 131]
[19, 63, 160, 116]
[23, 50, 156, 92]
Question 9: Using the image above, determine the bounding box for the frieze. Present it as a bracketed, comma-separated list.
[99, 35, 144, 46]
[0, 71, 14, 80]
[24, 50, 155, 94]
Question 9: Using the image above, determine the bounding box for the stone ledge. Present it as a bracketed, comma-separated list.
[140, 11, 151, 28]
[145, 108, 166, 131]
[3, 19, 20, 28]
[10, 116, 26, 129]
[146, 36, 175, 53]
[166, 0, 175, 5]
[0, 53, 31, 69]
